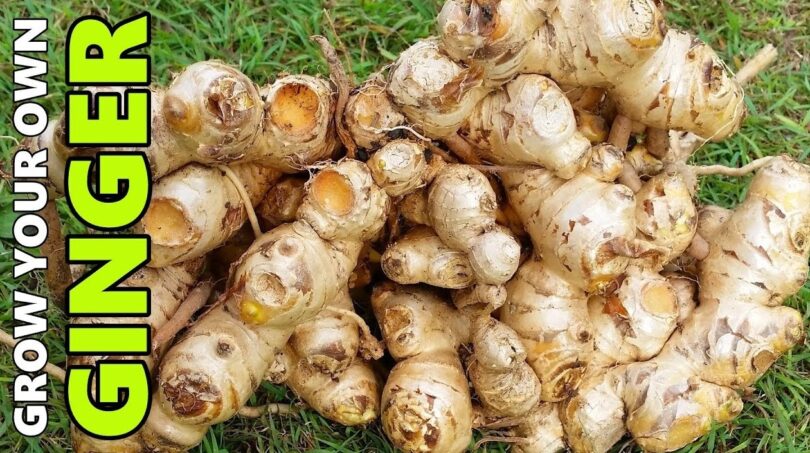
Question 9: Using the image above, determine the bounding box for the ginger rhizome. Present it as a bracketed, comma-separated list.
[428, 0, 746, 149]
[34, 61, 339, 190]
[560, 157, 810, 453]
[509, 403, 567, 453]
[383, 163, 520, 292]
[372, 283, 540, 453]
[502, 255, 592, 402]
[463, 74, 592, 178]
[345, 75, 407, 150]
[257, 175, 308, 229]
[631, 157, 809, 450]
[437, 0, 545, 85]
[367, 139, 442, 197]
[138, 163, 280, 267]
[382, 226, 477, 289]
[634, 172, 698, 263]
[159, 67, 337, 174]
[280, 287, 382, 426]
[388, 38, 489, 138]
[141, 222, 359, 450]
[373, 284, 474, 453]
[467, 316, 541, 418]
[428, 164, 521, 285]
[118, 159, 390, 451]
[503, 154, 662, 293]
[521, 0, 745, 139]
[260, 75, 339, 171]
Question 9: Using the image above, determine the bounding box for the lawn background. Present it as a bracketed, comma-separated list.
[0, 0, 808, 452]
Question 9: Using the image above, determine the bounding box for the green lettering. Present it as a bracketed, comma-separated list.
[67, 14, 149, 84]
[67, 362, 150, 438]
[67, 236, 149, 315]
[67, 326, 150, 355]
[66, 153, 150, 229]
[66, 91, 149, 145]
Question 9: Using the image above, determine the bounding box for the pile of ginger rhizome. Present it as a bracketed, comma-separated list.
[11, 1, 809, 453]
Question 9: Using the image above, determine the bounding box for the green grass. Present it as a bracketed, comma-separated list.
[0, 0, 808, 452]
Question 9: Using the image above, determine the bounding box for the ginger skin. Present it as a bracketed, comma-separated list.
[382, 226, 476, 289]
[387, 39, 490, 139]
[138, 163, 280, 267]
[561, 157, 810, 453]
[522, 0, 745, 139]
[373, 283, 541, 453]
[463, 74, 592, 179]
[345, 75, 407, 150]
[372, 284, 474, 453]
[282, 288, 381, 426]
[429, 164, 521, 286]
